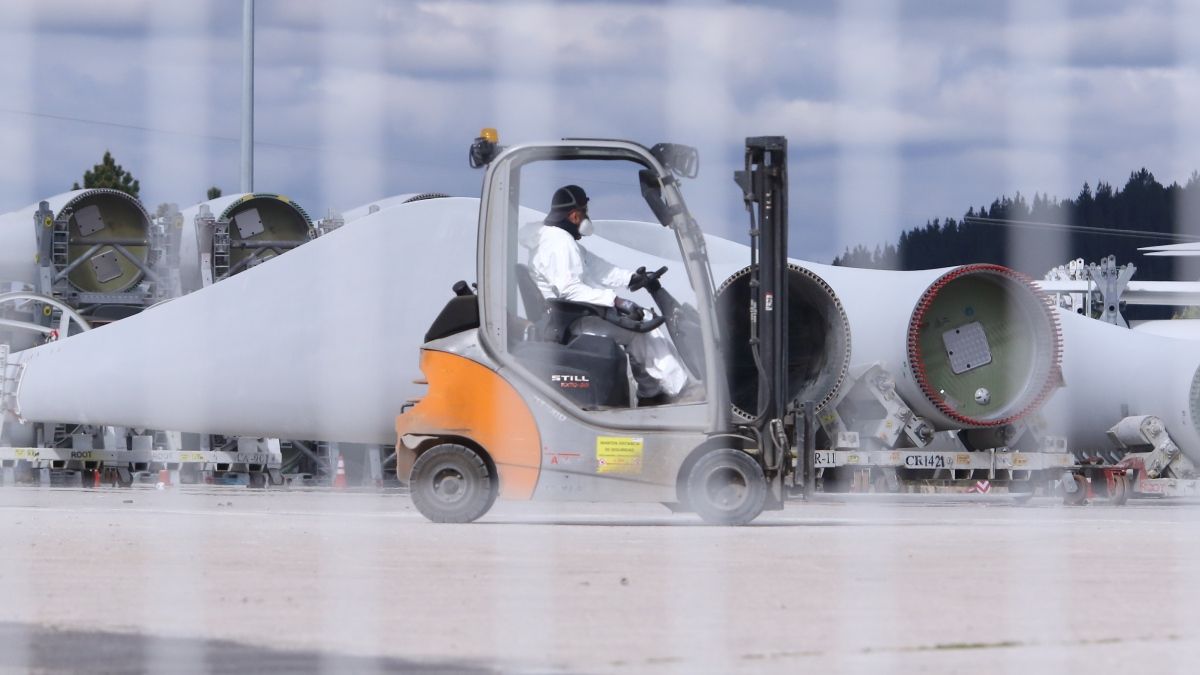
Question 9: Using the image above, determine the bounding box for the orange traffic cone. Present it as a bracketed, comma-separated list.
[333, 453, 347, 489]
[157, 468, 172, 488]
[93, 469, 102, 488]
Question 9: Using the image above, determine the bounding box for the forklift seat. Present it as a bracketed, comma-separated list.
[515, 263, 551, 321]
[514, 263, 600, 344]
[512, 263, 631, 407]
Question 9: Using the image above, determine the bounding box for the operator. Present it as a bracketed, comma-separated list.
[525, 184, 702, 404]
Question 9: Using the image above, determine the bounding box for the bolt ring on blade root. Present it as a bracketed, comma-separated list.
[57, 189, 154, 294]
[907, 264, 1062, 428]
[716, 264, 851, 420]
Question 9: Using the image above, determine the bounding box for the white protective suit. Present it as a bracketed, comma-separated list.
[522, 223, 690, 398]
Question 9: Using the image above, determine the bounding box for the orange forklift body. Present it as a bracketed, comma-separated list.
[395, 349, 542, 499]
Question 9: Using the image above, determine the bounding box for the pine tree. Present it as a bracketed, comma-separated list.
[842, 167, 1197, 318]
[72, 150, 140, 198]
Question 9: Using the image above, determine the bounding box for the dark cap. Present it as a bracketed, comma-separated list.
[548, 184, 589, 218]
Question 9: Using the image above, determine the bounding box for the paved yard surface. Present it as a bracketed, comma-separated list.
[0, 488, 1197, 673]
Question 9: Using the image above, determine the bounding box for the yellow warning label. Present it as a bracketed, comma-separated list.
[596, 436, 644, 475]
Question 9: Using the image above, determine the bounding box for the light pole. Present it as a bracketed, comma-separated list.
[241, 0, 254, 193]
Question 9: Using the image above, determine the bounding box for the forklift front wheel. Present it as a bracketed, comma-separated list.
[686, 449, 767, 526]
[410, 443, 498, 523]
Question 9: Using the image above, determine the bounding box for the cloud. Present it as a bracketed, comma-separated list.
[0, 0, 153, 34]
[0, 0, 1196, 265]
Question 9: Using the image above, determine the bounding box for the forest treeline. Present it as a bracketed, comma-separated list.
[832, 168, 1200, 284]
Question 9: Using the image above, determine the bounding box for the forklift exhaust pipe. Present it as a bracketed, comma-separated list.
[716, 264, 851, 418]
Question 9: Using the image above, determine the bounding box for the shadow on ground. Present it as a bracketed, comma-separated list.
[0, 622, 501, 674]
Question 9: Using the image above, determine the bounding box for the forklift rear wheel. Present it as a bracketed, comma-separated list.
[410, 444, 497, 523]
[686, 449, 767, 526]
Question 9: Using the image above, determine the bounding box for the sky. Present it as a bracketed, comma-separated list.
[0, 0, 1197, 264]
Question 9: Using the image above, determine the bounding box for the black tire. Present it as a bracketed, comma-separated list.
[410, 444, 497, 523]
[686, 449, 767, 525]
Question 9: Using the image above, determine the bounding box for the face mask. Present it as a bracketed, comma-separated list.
[577, 217, 594, 237]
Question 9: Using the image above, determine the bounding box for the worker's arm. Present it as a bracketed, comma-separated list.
[581, 247, 635, 290]
[532, 238, 619, 306]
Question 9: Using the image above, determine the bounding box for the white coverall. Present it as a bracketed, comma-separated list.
[524, 224, 689, 398]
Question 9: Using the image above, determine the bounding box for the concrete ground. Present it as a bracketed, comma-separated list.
[0, 488, 1198, 674]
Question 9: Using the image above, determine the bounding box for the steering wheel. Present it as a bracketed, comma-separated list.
[601, 305, 666, 333]
[628, 265, 668, 293]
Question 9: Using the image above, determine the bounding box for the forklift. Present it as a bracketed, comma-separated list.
[394, 132, 814, 524]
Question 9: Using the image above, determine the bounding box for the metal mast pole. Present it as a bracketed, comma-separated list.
[240, 0, 255, 193]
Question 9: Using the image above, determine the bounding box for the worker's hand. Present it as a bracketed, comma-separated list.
[613, 297, 646, 321]
[628, 266, 666, 292]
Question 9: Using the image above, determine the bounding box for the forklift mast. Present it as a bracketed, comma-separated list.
[734, 137, 793, 490]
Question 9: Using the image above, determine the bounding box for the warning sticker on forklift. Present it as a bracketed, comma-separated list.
[596, 437, 644, 475]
